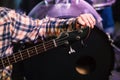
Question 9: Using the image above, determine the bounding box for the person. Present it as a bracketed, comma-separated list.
[0, 7, 96, 80]
[97, 6, 115, 35]
[85, 0, 115, 35]
[14, 0, 103, 80]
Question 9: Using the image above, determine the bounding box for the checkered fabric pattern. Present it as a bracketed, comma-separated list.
[0, 7, 76, 80]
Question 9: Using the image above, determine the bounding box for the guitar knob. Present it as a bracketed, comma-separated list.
[78, 29, 83, 33]
[64, 41, 69, 45]
[76, 36, 81, 40]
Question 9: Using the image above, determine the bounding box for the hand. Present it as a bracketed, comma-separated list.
[76, 13, 96, 29]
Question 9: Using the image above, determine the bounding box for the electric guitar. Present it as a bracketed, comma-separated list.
[0, 27, 90, 69]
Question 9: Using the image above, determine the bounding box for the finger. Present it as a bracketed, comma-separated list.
[76, 17, 86, 29]
[81, 14, 96, 28]
[89, 14, 96, 25]
[85, 14, 96, 28]
[87, 14, 96, 27]
[80, 14, 91, 28]
[77, 17, 86, 25]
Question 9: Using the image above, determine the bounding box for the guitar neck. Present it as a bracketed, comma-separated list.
[0, 38, 66, 69]
[0, 27, 89, 69]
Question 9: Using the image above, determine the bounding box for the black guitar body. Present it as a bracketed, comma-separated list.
[12, 27, 114, 80]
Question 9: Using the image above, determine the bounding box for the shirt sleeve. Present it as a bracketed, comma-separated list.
[0, 7, 76, 80]
[7, 8, 76, 42]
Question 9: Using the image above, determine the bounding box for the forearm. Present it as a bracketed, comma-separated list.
[8, 9, 76, 41]
[39, 17, 76, 38]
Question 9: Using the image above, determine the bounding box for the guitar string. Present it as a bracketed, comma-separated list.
[0, 28, 91, 67]
[0, 36, 68, 67]
[14, 36, 67, 57]
[1, 31, 89, 68]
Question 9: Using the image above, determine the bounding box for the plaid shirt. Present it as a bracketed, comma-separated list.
[0, 7, 75, 80]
